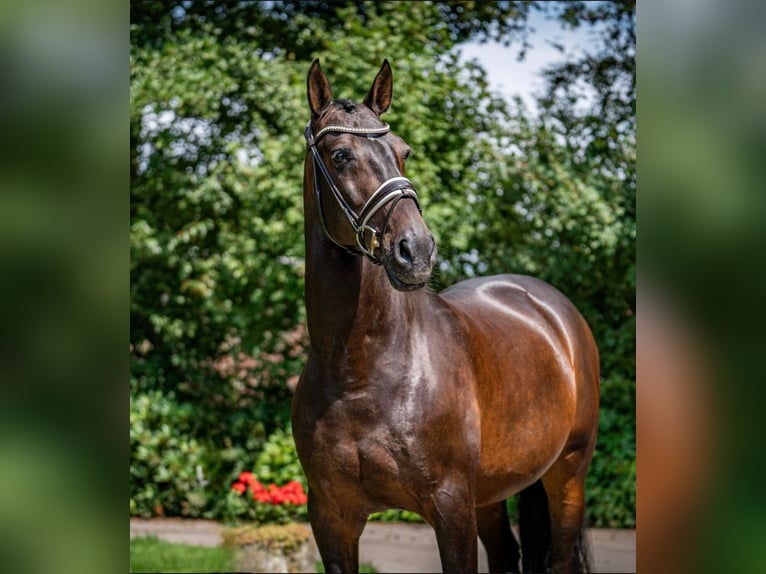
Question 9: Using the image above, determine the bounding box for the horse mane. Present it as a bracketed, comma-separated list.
[316, 99, 358, 123]
[332, 99, 357, 114]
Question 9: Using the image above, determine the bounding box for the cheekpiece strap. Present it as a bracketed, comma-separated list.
[303, 120, 417, 263]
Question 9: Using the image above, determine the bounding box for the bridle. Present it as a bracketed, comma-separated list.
[304, 120, 420, 263]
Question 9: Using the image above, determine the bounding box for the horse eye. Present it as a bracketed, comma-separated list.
[403, 149, 412, 160]
[331, 148, 352, 165]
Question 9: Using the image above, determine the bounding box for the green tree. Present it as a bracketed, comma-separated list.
[130, 1, 635, 524]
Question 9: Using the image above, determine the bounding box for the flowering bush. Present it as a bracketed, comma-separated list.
[226, 471, 308, 524]
[233, 472, 308, 505]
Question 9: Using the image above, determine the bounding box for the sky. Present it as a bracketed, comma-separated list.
[458, 10, 602, 111]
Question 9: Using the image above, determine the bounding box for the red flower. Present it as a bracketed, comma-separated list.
[253, 490, 271, 503]
[239, 471, 257, 486]
[234, 476, 308, 506]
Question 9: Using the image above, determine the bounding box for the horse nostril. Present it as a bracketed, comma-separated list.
[396, 238, 414, 267]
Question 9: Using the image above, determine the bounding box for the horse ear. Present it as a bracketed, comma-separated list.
[307, 59, 332, 118]
[364, 59, 393, 116]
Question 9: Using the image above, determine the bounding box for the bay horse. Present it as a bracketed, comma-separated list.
[291, 59, 600, 574]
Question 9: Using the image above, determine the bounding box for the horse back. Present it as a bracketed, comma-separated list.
[439, 273, 598, 372]
[437, 274, 600, 501]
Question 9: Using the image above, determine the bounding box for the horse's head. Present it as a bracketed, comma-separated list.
[304, 59, 436, 291]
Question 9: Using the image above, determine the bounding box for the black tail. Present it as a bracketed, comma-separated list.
[572, 527, 592, 574]
[518, 480, 591, 573]
[519, 480, 551, 572]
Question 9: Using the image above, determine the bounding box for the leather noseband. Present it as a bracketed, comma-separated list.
[304, 121, 420, 263]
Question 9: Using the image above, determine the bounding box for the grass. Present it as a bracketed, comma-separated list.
[130, 536, 234, 573]
[130, 535, 378, 573]
[316, 560, 378, 573]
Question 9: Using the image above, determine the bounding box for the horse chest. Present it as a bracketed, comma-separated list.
[310, 394, 441, 505]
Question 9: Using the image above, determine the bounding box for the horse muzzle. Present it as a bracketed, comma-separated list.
[384, 229, 437, 291]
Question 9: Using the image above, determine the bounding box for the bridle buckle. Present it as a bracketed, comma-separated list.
[357, 225, 382, 262]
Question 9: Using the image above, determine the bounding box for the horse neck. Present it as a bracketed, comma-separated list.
[303, 221, 422, 363]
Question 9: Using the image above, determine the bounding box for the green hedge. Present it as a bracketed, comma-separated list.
[586, 376, 636, 528]
[129, 388, 267, 518]
[130, 0, 634, 530]
[130, 375, 634, 527]
[130, 2, 636, 526]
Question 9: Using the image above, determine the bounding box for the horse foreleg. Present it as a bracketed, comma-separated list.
[308, 491, 367, 574]
[541, 461, 591, 574]
[477, 500, 520, 573]
[426, 487, 479, 574]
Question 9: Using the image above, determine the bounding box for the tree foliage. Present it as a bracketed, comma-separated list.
[130, 1, 635, 525]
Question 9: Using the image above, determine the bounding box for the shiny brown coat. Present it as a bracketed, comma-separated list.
[291, 60, 600, 574]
